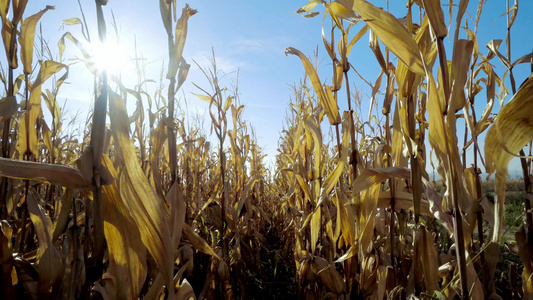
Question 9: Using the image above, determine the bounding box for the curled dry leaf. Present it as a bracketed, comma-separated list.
[485, 74, 533, 242]
[285, 46, 341, 125]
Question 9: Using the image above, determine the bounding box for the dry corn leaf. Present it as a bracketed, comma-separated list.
[476, 63, 495, 135]
[318, 113, 350, 207]
[175, 278, 196, 300]
[352, 0, 425, 75]
[327, 1, 359, 27]
[449, 39, 473, 112]
[182, 223, 221, 261]
[100, 154, 147, 300]
[426, 72, 448, 174]
[27, 190, 63, 298]
[346, 24, 368, 58]
[296, 0, 322, 16]
[18, 6, 54, 75]
[516, 228, 533, 296]
[169, 5, 196, 79]
[314, 256, 344, 294]
[12, 0, 29, 25]
[58, 32, 95, 73]
[166, 181, 186, 250]
[374, 265, 388, 300]
[486, 40, 510, 69]
[285, 47, 341, 125]
[310, 208, 321, 254]
[485, 74, 533, 242]
[0, 157, 89, 187]
[421, 0, 447, 39]
[52, 188, 73, 242]
[415, 226, 439, 293]
[159, 0, 173, 37]
[24, 60, 68, 158]
[235, 176, 259, 219]
[304, 118, 322, 180]
[352, 167, 410, 196]
[1, 18, 18, 69]
[108, 90, 174, 289]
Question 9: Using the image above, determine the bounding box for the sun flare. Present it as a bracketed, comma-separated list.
[90, 40, 130, 75]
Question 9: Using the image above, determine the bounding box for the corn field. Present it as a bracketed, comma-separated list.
[0, 0, 532, 299]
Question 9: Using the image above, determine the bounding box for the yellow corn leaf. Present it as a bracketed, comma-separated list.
[175, 278, 196, 300]
[235, 176, 259, 218]
[41, 120, 54, 158]
[485, 74, 533, 242]
[452, 0, 469, 43]
[318, 113, 350, 207]
[346, 24, 368, 58]
[27, 190, 63, 298]
[0, 0, 8, 22]
[352, 167, 410, 196]
[166, 181, 186, 250]
[476, 63, 495, 135]
[486, 39, 510, 69]
[396, 16, 433, 99]
[422, 178, 454, 232]
[182, 224, 221, 261]
[450, 39, 473, 112]
[327, 1, 359, 27]
[61, 17, 82, 27]
[101, 154, 147, 300]
[159, 0, 172, 37]
[516, 228, 533, 297]
[23, 61, 67, 158]
[310, 208, 321, 254]
[1, 18, 17, 68]
[333, 63, 344, 91]
[296, 0, 322, 16]
[358, 184, 380, 257]
[304, 118, 322, 180]
[18, 6, 54, 75]
[43, 89, 61, 130]
[314, 256, 345, 294]
[192, 92, 217, 106]
[58, 32, 96, 73]
[0, 157, 89, 187]
[285, 47, 341, 125]
[421, 0, 447, 39]
[108, 90, 174, 289]
[426, 72, 447, 174]
[169, 5, 197, 79]
[176, 60, 190, 91]
[335, 243, 358, 263]
[295, 174, 312, 202]
[52, 188, 73, 242]
[352, 0, 425, 75]
[414, 226, 439, 293]
[369, 30, 387, 73]
[391, 101, 408, 167]
[512, 52, 533, 67]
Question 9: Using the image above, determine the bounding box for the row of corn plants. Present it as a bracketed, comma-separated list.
[276, 0, 533, 299]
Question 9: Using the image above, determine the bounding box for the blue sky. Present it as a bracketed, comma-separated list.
[17, 0, 533, 175]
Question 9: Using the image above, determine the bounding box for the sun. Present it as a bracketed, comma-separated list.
[90, 40, 131, 76]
